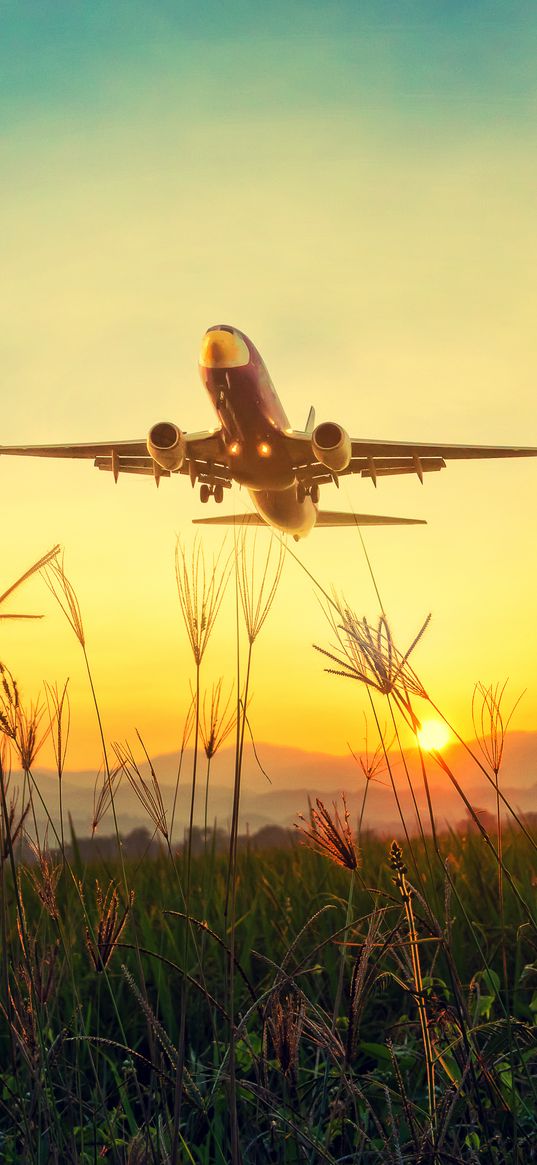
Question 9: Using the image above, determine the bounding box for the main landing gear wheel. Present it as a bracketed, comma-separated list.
[200, 482, 224, 503]
[297, 482, 320, 504]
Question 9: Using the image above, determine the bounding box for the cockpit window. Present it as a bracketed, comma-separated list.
[199, 329, 250, 369]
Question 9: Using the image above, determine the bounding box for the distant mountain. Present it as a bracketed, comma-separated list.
[19, 730, 537, 840]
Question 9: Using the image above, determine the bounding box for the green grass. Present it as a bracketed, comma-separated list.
[0, 828, 536, 1163]
[0, 538, 536, 1163]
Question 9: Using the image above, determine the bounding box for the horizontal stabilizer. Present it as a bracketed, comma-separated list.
[192, 511, 425, 528]
[315, 510, 425, 526]
[192, 512, 267, 526]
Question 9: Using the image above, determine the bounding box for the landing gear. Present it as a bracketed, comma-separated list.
[200, 483, 224, 504]
[297, 482, 320, 504]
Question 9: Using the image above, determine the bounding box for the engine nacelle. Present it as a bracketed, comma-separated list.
[311, 422, 352, 473]
[147, 422, 186, 472]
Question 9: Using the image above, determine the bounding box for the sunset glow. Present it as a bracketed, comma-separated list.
[1, 2, 536, 774]
[417, 719, 451, 753]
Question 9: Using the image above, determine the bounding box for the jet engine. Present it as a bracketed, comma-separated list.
[311, 422, 352, 473]
[147, 422, 186, 471]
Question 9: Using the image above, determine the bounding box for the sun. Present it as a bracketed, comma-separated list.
[417, 719, 451, 752]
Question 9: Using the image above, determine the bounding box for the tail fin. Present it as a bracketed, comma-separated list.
[305, 406, 315, 434]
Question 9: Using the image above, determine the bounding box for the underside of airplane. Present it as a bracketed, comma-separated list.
[2, 325, 536, 540]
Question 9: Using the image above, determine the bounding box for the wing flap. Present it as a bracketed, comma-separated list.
[183, 429, 226, 462]
[177, 460, 231, 484]
[94, 456, 231, 487]
[96, 462, 171, 478]
[360, 456, 445, 481]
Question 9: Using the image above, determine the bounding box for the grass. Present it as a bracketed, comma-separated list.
[0, 539, 535, 1163]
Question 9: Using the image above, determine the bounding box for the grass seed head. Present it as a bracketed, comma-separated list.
[0, 544, 60, 618]
[389, 840, 414, 905]
[91, 763, 123, 836]
[26, 837, 62, 921]
[346, 909, 385, 1064]
[201, 677, 237, 759]
[5, 977, 38, 1066]
[114, 737, 168, 839]
[175, 537, 231, 666]
[266, 990, 305, 1082]
[472, 679, 523, 778]
[17, 702, 49, 772]
[237, 529, 285, 645]
[2, 923, 60, 1067]
[84, 879, 135, 972]
[297, 794, 360, 871]
[316, 607, 430, 709]
[389, 839, 408, 877]
[0, 766, 30, 866]
[0, 664, 49, 771]
[42, 555, 85, 647]
[349, 715, 393, 784]
[20, 937, 60, 1012]
[180, 691, 197, 753]
[44, 679, 70, 780]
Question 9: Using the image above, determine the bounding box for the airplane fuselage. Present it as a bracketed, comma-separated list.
[199, 325, 317, 536]
[3, 323, 532, 539]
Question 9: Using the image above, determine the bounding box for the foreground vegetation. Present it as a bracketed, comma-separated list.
[1, 827, 536, 1163]
[0, 541, 535, 1162]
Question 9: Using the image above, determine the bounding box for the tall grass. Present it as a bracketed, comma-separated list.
[0, 539, 535, 1164]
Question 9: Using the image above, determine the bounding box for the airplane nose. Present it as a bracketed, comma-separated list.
[199, 328, 250, 369]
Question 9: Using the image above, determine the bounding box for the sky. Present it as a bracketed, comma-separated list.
[1, 1, 537, 776]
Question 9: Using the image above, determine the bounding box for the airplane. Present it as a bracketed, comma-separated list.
[2, 324, 537, 541]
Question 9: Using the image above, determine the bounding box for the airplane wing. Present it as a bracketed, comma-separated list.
[348, 438, 537, 460]
[0, 430, 232, 489]
[284, 431, 537, 485]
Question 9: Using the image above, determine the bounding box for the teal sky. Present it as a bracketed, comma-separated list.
[3, 2, 537, 128]
[2, 1, 537, 769]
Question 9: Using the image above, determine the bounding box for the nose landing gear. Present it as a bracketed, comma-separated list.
[200, 483, 225, 504]
[296, 482, 320, 505]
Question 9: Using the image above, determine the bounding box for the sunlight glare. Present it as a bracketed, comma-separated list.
[417, 719, 451, 752]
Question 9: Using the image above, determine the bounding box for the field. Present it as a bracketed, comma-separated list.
[0, 544, 536, 1163]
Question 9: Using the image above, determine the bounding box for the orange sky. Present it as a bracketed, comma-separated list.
[2, 4, 536, 773]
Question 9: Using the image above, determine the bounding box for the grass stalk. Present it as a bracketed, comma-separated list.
[389, 841, 436, 1132]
